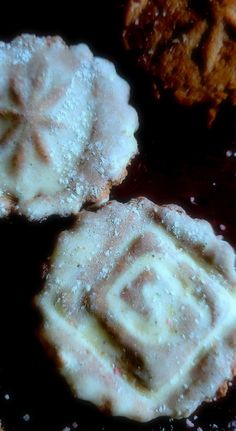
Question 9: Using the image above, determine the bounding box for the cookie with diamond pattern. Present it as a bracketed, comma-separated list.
[37, 197, 236, 421]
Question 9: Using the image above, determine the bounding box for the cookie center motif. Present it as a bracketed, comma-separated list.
[0, 64, 67, 173]
[189, 0, 236, 73]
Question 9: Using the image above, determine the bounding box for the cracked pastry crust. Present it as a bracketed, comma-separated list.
[0, 34, 138, 220]
[37, 197, 236, 421]
[123, 0, 236, 125]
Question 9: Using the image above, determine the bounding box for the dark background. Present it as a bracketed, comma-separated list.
[0, 1, 236, 430]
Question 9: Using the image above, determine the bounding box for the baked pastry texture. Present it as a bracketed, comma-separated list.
[123, 0, 236, 125]
[0, 34, 138, 220]
[37, 197, 236, 421]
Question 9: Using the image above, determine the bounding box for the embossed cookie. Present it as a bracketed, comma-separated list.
[123, 0, 236, 125]
[0, 34, 138, 220]
[37, 198, 236, 421]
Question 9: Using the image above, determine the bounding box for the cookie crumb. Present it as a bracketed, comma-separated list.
[186, 419, 195, 428]
[23, 414, 30, 422]
[219, 224, 226, 231]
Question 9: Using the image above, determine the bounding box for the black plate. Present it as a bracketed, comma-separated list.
[0, 2, 236, 430]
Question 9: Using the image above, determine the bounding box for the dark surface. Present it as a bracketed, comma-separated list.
[0, 1, 236, 430]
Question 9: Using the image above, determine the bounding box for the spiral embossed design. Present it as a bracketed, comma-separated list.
[38, 198, 236, 421]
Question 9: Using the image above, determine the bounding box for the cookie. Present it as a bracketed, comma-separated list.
[0, 34, 138, 220]
[36, 197, 236, 421]
[123, 0, 236, 125]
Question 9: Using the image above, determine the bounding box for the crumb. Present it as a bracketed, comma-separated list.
[219, 224, 226, 231]
[186, 418, 195, 428]
[23, 414, 30, 422]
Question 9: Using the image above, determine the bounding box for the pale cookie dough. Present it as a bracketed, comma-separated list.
[37, 198, 236, 421]
[0, 34, 138, 220]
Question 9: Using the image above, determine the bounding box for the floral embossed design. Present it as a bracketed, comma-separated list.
[123, 0, 236, 125]
[0, 60, 66, 173]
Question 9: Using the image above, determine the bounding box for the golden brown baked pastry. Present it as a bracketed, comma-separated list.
[37, 197, 236, 421]
[123, 0, 236, 125]
[0, 34, 138, 220]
